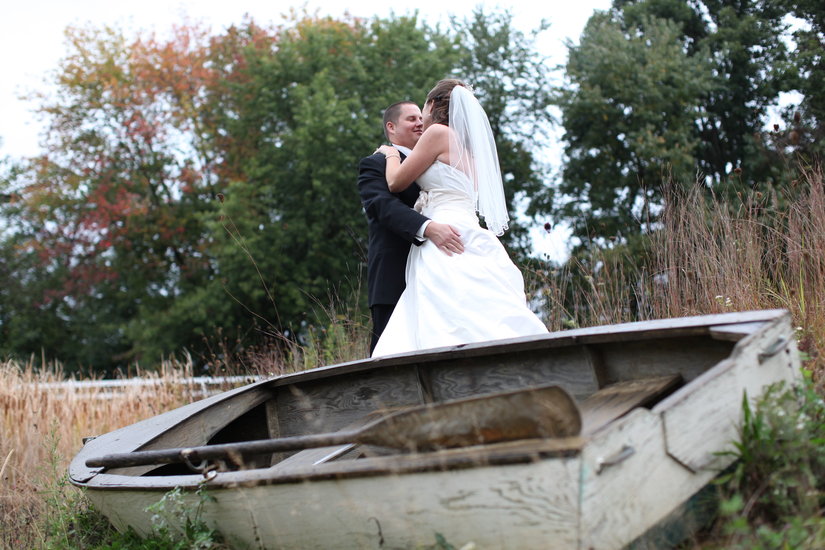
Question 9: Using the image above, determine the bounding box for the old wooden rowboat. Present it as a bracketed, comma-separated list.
[69, 309, 802, 549]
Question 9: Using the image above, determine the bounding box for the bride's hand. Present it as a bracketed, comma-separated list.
[375, 145, 399, 158]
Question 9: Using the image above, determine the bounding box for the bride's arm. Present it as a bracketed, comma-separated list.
[380, 124, 449, 192]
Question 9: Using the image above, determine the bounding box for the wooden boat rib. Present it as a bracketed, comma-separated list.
[69, 310, 802, 549]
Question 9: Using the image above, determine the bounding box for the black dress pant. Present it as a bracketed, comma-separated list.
[370, 303, 396, 354]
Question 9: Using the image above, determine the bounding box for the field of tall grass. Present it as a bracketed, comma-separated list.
[650, 165, 825, 380]
[0, 315, 372, 548]
[1, 166, 823, 548]
[534, 164, 825, 384]
[0, 359, 241, 547]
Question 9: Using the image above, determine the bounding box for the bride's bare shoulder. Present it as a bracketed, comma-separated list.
[419, 123, 450, 150]
[423, 123, 450, 136]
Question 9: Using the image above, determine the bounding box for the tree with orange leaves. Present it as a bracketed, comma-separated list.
[0, 10, 553, 372]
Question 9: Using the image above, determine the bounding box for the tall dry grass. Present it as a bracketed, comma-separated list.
[0, 313, 368, 547]
[0, 357, 249, 548]
[528, 164, 825, 382]
[648, 164, 825, 380]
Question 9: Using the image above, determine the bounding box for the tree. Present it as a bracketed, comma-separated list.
[0, 23, 227, 370]
[450, 9, 556, 257]
[199, 14, 457, 343]
[0, 10, 555, 372]
[775, 0, 825, 161]
[557, 10, 712, 247]
[555, 0, 796, 248]
[619, 0, 794, 183]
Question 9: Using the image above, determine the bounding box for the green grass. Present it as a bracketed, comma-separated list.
[707, 376, 825, 549]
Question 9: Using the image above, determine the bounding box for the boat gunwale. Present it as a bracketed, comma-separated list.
[267, 309, 789, 387]
[77, 436, 587, 490]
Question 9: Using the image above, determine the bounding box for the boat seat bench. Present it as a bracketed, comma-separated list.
[579, 375, 683, 435]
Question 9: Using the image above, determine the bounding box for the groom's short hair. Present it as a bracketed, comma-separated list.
[383, 101, 417, 140]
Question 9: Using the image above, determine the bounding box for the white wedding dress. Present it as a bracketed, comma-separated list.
[371, 161, 548, 357]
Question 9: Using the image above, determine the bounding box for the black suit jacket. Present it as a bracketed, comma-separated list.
[357, 152, 428, 307]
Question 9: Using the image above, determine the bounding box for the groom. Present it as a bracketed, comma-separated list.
[357, 100, 463, 353]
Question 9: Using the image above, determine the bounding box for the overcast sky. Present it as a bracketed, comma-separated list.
[0, 1, 612, 259]
[0, 1, 613, 157]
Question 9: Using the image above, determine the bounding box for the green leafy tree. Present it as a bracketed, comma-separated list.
[0, 24, 223, 370]
[555, 0, 796, 248]
[774, 0, 825, 161]
[200, 14, 457, 343]
[557, 10, 712, 247]
[0, 10, 555, 372]
[450, 9, 556, 257]
[618, 0, 794, 183]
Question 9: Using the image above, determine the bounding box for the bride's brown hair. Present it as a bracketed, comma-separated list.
[425, 79, 468, 126]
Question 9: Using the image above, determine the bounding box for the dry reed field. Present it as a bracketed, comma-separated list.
[0, 358, 253, 548]
[650, 164, 825, 381]
[534, 164, 825, 383]
[0, 325, 368, 548]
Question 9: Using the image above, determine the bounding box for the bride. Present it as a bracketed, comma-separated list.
[371, 79, 548, 357]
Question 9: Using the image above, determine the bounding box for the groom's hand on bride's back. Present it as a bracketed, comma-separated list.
[424, 222, 464, 256]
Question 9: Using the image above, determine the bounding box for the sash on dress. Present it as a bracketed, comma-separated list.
[414, 190, 430, 214]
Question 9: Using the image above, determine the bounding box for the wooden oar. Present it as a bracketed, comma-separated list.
[85, 384, 581, 469]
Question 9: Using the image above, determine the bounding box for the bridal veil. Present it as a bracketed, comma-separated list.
[447, 85, 509, 236]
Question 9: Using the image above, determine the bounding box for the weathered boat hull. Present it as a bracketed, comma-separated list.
[70, 310, 802, 549]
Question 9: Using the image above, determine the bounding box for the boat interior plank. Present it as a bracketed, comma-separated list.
[145, 387, 274, 450]
[274, 366, 425, 437]
[264, 399, 284, 465]
[583, 345, 610, 388]
[594, 337, 735, 385]
[269, 443, 358, 473]
[709, 321, 766, 342]
[424, 347, 600, 402]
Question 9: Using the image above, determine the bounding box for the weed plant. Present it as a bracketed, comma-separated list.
[35, 432, 116, 549]
[135, 486, 227, 549]
[712, 377, 825, 549]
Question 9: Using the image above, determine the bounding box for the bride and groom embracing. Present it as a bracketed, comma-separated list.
[357, 79, 547, 358]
